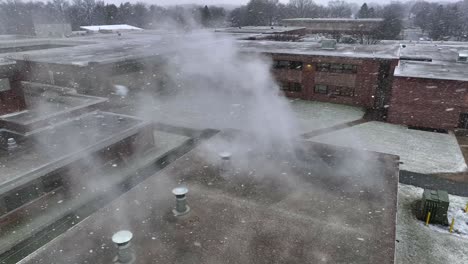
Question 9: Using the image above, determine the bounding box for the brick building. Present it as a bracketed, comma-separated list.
[239, 40, 399, 115]
[0, 59, 25, 115]
[388, 44, 468, 130]
[2, 30, 468, 132]
[241, 39, 468, 130]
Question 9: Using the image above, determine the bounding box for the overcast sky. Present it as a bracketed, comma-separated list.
[104, 0, 455, 6]
[107, 0, 354, 4]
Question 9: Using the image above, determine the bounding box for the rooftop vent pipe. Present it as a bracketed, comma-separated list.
[172, 187, 190, 216]
[7, 138, 17, 152]
[219, 152, 232, 161]
[219, 152, 232, 173]
[112, 230, 135, 264]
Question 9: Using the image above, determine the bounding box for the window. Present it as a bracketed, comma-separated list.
[274, 60, 290, 69]
[315, 84, 328, 94]
[274, 60, 303, 70]
[280, 82, 302, 92]
[290, 61, 303, 70]
[332, 86, 355, 97]
[342, 64, 357, 73]
[316, 63, 357, 73]
[315, 84, 354, 97]
[317, 63, 330, 72]
[330, 64, 344, 73]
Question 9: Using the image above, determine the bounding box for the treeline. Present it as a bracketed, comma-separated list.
[0, 0, 227, 34]
[230, 0, 468, 41]
[231, 0, 404, 41]
[411, 1, 468, 40]
[1, 0, 467, 41]
[230, 0, 392, 27]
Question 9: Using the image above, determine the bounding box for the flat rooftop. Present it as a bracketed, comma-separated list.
[0, 82, 107, 133]
[281, 18, 383, 33]
[399, 43, 467, 63]
[390, 41, 468, 81]
[0, 31, 400, 67]
[215, 26, 306, 34]
[80, 24, 143, 32]
[0, 111, 148, 195]
[283, 18, 384, 22]
[238, 40, 400, 59]
[0, 32, 213, 66]
[394, 61, 468, 81]
[3, 31, 468, 81]
[19, 132, 399, 264]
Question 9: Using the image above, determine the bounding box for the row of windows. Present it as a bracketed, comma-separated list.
[278, 82, 354, 96]
[316, 63, 357, 73]
[280, 82, 302, 92]
[273, 60, 358, 74]
[314, 84, 355, 97]
[273, 60, 303, 70]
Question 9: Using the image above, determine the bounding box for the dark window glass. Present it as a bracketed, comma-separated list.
[280, 82, 302, 92]
[274, 60, 303, 70]
[274, 60, 290, 69]
[317, 63, 357, 73]
[315, 84, 354, 96]
[330, 64, 344, 73]
[290, 61, 303, 70]
[317, 63, 330, 72]
[331, 86, 355, 96]
[339, 87, 355, 96]
[314, 84, 328, 94]
[342, 64, 357, 73]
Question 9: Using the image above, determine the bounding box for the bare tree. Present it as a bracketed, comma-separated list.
[288, 0, 316, 18]
[327, 0, 352, 18]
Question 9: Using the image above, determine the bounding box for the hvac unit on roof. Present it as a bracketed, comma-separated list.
[321, 39, 337, 50]
[457, 50, 468, 63]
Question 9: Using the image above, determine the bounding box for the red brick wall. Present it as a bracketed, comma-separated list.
[388, 77, 468, 129]
[270, 53, 396, 108]
[0, 80, 26, 116]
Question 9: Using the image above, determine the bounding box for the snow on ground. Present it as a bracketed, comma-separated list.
[397, 184, 468, 264]
[289, 99, 365, 133]
[309, 121, 467, 174]
[446, 197, 468, 237]
[123, 94, 364, 135]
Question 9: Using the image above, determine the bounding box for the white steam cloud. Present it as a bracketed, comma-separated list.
[137, 31, 300, 150]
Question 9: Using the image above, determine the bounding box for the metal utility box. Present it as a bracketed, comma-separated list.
[321, 39, 337, 50]
[419, 189, 449, 225]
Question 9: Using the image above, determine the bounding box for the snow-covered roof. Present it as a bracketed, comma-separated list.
[282, 18, 384, 22]
[238, 40, 400, 59]
[395, 61, 468, 81]
[80, 24, 143, 32]
[215, 26, 305, 34]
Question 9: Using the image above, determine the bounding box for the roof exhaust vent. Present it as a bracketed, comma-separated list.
[7, 138, 17, 152]
[219, 151, 232, 173]
[172, 187, 190, 216]
[219, 152, 232, 161]
[112, 230, 135, 264]
[321, 39, 337, 50]
[457, 50, 468, 63]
